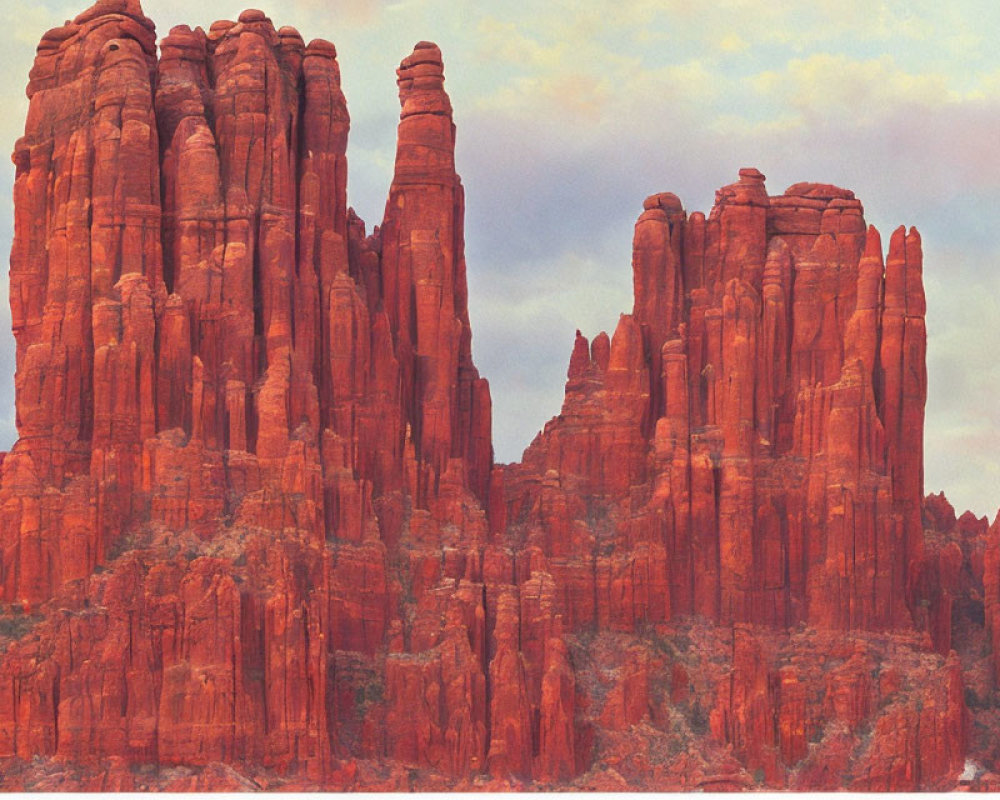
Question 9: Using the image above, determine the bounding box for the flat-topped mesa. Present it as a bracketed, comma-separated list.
[508, 168, 927, 633]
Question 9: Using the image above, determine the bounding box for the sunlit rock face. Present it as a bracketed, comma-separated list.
[0, 0, 989, 791]
[506, 173, 928, 634]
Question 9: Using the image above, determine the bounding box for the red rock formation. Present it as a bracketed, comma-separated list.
[6, 0, 162, 602]
[505, 172, 926, 634]
[0, 0, 502, 786]
[0, 0, 989, 792]
[559, 622, 966, 792]
[495, 169, 975, 788]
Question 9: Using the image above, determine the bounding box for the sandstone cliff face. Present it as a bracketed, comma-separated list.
[0, 0, 991, 791]
[505, 173, 927, 634]
[1, 0, 502, 783]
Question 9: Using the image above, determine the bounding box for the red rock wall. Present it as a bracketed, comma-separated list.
[0, 0, 983, 791]
[5, 0, 162, 601]
[0, 0, 581, 787]
[3, 1, 496, 608]
[504, 171, 928, 634]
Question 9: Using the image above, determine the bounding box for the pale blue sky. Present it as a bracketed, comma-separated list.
[2, 0, 999, 516]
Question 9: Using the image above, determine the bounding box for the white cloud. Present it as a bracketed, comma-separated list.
[749, 54, 956, 124]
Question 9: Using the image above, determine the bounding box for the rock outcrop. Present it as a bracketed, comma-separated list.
[0, 0, 992, 791]
[1, 0, 502, 784]
[505, 174, 927, 634]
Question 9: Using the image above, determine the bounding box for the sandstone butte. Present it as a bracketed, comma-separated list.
[0, 0, 998, 791]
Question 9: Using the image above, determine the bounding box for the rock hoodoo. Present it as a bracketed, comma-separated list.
[0, 0, 994, 791]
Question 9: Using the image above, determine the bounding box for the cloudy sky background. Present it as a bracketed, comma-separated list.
[1, 0, 998, 516]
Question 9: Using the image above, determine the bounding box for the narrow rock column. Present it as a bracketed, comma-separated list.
[379, 42, 493, 507]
